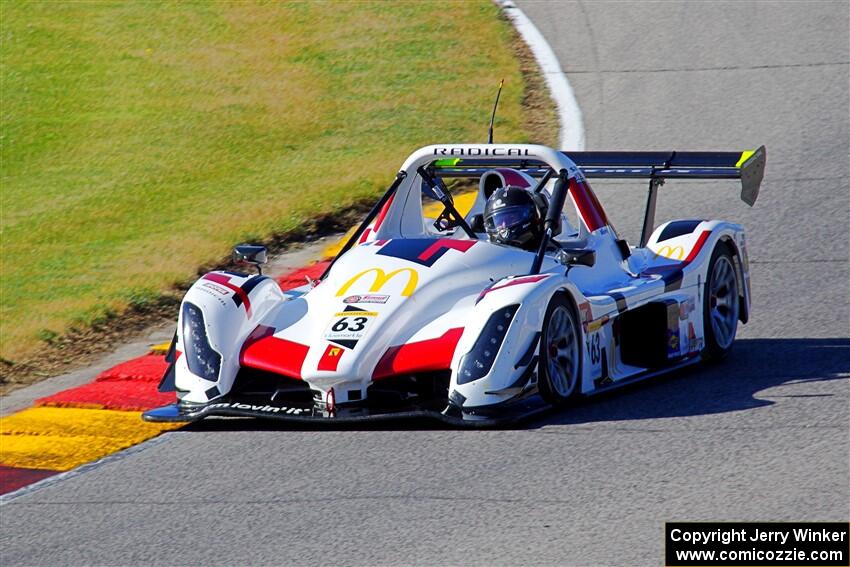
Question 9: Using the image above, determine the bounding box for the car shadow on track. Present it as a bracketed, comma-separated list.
[181, 338, 848, 432]
[532, 337, 849, 428]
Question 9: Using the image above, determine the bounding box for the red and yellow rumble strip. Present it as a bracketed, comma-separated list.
[0, 407, 181, 473]
[0, 261, 330, 496]
[0, 351, 186, 493]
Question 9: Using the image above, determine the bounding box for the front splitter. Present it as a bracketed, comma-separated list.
[142, 395, 551, 428]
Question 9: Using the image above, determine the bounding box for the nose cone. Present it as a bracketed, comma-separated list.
[264, 237, 530, 395]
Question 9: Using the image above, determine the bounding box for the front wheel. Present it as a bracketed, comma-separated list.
[538, 293, 582, 406]
[702, 242, 740, 360]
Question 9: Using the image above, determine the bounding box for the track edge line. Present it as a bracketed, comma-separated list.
[496, 0, 586, 150]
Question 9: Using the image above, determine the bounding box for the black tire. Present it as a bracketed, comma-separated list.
[702, 242, 740, 361]
[538, 292, 582, 406]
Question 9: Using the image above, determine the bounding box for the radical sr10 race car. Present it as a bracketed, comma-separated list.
[144, 143, 765, 425]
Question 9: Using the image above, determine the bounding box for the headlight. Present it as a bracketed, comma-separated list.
[457, 305, 519, 385]
[182, 302, 221, 382]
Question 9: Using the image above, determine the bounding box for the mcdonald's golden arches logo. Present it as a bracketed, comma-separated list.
[655, 245, 685, 261]
[336, 267, 419, 297]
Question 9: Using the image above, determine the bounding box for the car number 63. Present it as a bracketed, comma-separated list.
[332, 316, 368, 332]
[324, 311, 378, 341]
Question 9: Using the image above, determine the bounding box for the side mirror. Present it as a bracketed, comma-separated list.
[233, 244, 268, 275]
[557, 248, 595, 268]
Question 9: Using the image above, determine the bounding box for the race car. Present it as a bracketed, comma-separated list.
[144, 143, 765, 425]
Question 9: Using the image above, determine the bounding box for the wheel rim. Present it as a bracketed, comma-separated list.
[709, 255, 739, 349]
[545, 305, 579, 397]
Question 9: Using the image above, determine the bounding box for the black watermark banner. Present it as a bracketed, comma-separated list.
[665, 522, 849, 566]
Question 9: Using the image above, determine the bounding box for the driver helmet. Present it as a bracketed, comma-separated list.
[483, 185, 547, 250]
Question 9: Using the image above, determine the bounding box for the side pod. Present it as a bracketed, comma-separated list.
[173, 272, 284, 404]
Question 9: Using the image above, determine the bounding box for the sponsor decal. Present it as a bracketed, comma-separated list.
[317, 344, 345, 372]
[667, 328, 680, 357]
[578, 301, 610, 333]
[586, 332, 601, 366]
[207, 402, 309, 415]
[195, 285, 230, 308]
[336, 267, 419, 297]
[686, 322, 703, 354]
[201, 281, 230, 295]
[324, 306, 377, 349]
[679, 298, 696, 320]
[592, 346, 612, 387]
[342, 294, 390, 304]
[655, 245, 685, 261]
[585, 315, 609, 333]
[432, 147, 532, 157]
[332, 310, 379, 318]
[199, 273, 267, 316]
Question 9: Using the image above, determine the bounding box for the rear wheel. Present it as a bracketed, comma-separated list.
[538, 293, 582, 405]
[703, 242, 740, 360]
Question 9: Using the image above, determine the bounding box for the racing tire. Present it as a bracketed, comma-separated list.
[702, 242, 740, 361]
[538, 292, 582, 406]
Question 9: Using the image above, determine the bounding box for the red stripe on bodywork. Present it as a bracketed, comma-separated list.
[684, 230, 712, 263]
[240, 332, 309, 380]
[417, 239, 477, 262]
[202, 273, 252, 316]
[239, 324, 276, 357]
[275, 261, 329, 292]
[358, 195, 396, 244]
[478, 274, 550, 302]
[373, 193, 395, 231]
[578, 301, 592, 324]
[0, 465, 60, 496]
[372, 327, 464, 380]
[569, 177, 608, 232]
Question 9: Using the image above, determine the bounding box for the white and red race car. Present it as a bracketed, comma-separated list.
[145, 143, 765, 425]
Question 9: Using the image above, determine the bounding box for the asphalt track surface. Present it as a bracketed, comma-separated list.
[2, 2, 848, 565]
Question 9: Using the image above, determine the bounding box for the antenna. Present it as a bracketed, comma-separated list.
[487, 79, 504, 144]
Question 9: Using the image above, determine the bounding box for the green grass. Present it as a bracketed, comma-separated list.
[0, 1, 539, 362]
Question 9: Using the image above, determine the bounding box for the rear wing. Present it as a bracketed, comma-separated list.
[570, 147, 765, 246]
[568, 147, 766, 207]
[434, 147, 765, 206]
[432, 146, 766, 246]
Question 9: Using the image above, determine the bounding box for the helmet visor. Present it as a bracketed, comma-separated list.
[485, 206, 533, 232]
